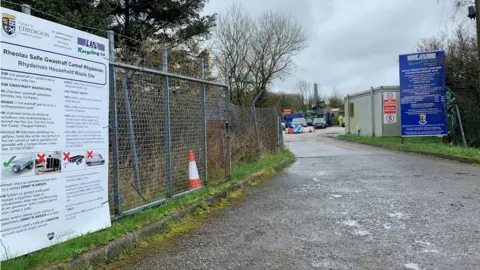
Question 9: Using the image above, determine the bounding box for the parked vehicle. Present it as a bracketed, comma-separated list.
[305, 110, 315, 126]
[291, 118, 308, 127]
[287, 118, 315, 133]
[313, 117, 328, 129]
[68, 155, 84, 165]
[86, 153, 105, 166]
[284, 113, 305, 128]
[306, 118, 314, 126]
[11, 159, 33, 173]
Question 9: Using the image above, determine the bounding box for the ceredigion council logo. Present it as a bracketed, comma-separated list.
[419, 114, 427, 125]
[77, 37, 106, 57]
[2, 12, 16, 37]
[47, 232, 55, 240]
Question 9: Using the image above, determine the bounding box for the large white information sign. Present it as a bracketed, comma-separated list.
[0, 8, 110, 260]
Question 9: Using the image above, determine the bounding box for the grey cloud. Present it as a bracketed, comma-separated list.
[204, 0, 458, 96]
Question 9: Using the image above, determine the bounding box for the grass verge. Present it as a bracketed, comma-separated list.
[105, 180, 257, 270]
[338, 135, 480, 162]
[1, 148, 294, 270]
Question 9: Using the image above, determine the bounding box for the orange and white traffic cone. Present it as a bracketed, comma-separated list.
[188, 150, 202, 189]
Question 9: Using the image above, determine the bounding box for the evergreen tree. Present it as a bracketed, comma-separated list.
[3, 0, 216, 45]
[2, 0, 112, 37]
[109, 0, 216, 45]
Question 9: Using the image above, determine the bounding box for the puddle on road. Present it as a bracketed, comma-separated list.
[405, 263, 424, 270]
[388, 212, 409, 219]
[316, 170, 332, 177]
[414, 240, 431, 246]
[353, 229, 370, 236]
[342, 220, 359, 227]
[422, 248, 440, 254]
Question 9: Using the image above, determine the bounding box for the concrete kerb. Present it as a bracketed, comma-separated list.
[45, 158, 294, 270]
[337, 138, 480, 165]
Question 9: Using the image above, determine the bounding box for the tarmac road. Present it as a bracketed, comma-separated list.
[114, 130, 480, 270]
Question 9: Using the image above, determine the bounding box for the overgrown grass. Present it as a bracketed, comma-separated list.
[1, 148, 294, 270]
[339, 135, 480, 162]
[106, 184, 251, 270]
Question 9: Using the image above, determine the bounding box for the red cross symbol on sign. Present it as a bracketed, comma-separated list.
[87, 151, 93, 158]
[37, 153, 46, 163]
[63, 152, 70, 161]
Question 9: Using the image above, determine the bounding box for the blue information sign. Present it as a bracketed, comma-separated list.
[399, 51, 447, 137]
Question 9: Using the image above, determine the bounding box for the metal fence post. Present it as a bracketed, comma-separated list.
[200, 59, 208, 185]
[346, 94, 351, 134]
[370, 87, 375, 136]
[276, 106, 280, 150]
[252, 92, 262, 155]
[455, 104, 468, 147]
[217, 91, 225, 168]
[108, 30, 122, 215]
[21, 4, 31, 14]
[123, 58, 143, 193]
[225, 63, 232, 181]
[163, 45, 173, 197]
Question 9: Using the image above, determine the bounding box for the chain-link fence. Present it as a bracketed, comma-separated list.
[228, 105, 280, 163]
[448, 89, 480, 147]
[107, 38, 282, 219]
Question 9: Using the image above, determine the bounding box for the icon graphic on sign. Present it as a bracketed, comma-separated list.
[386, 115, 395, 123]
[86, 150, 106, 167]
[37, 153, 46, 163]
[419, 114, 427, 125]
[1, 153, 35, 178]
[62, 150, 86, 171]
[35, 152, 62, 175]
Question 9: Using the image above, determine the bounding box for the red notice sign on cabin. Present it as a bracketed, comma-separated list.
[383, 92, 397, 124]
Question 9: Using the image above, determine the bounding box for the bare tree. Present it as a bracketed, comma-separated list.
[247, 11, 308, 104]
[214, 3, 254, 105]
[415, 25, 480, 146]
[213, 3, 308, 106]
[328, 88, 344, 109]
[296, 80, 313, 111]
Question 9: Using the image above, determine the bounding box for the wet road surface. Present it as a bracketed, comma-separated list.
[115, 130, 480, 270]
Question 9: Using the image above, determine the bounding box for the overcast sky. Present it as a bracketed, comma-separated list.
[203, 0, 465, 97]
